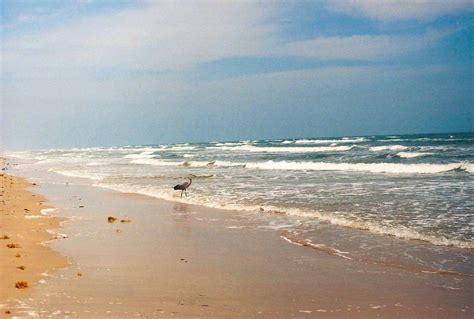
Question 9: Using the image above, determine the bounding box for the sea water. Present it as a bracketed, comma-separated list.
[8, 132, 474, 273]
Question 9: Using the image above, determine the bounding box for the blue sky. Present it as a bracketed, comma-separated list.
[1, 0, 473, 149]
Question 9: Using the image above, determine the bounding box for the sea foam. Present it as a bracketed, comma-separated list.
[370, 145, 408, 152]
[93, 182, 473, 249]
[123, 151, 155, 159]
[294, 137, 366, 144]
[244, 161, 472, 174]
[208, 145, 354, 153]
[396, 152, 431, 159]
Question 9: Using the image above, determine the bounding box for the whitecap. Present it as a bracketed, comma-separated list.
[396, 152, 431, 159]
[370, 145, 408, 151]
[207, 145, 353, 153]
[295, 137, 366, 144]
[168, 146, 196, 151]
[244, 161, 472, 174]
[123, 151, 155, 159]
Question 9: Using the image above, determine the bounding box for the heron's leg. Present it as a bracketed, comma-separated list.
[180, 190, 183, 198]
[185, 189, 187, 197]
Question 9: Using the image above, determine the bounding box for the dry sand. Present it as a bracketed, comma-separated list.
[0, 163, 68, 317]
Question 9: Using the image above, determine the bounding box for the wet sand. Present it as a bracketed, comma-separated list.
[0, 167, 68, 317]
[1, 174, 470, 318]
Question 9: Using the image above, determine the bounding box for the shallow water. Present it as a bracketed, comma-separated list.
[7, 132, 474, 274]
[8, 182, 473, 318]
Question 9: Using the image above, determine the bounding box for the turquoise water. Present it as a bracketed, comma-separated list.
[9, 132, 473, 250]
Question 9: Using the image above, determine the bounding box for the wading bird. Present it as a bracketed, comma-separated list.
[173, 175, 193, 197]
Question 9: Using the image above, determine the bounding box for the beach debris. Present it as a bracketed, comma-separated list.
[120, 219, 132, 223]
[17, 266, 26, 270]
[7, 243, 21, 248]
[271, 209, 285, 215]
[1, 235, 10, 239]
[200, 305, 209, 307]
[15, 281, 29, 289]
[5, 310, 11, 314]
[107, 216, 118, 223]
[259, 207, 265, 212]
[116, 229, 123, 233]
[32, 183, 37, 186]
[77, 272, 83, 277]
[15, 253, 21, 258]
[79, 205, 84, 208]
[52, 233, 69, 240]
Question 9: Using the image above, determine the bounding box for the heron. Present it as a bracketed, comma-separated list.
[173, 175, 193, 197]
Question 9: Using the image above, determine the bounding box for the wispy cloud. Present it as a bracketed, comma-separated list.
[3, 2, 279, 73]
[3, 1, 459, 77]
[276, 28, 457, 60]
[2, 1, 471, 148]
[326, 0, 474, 22]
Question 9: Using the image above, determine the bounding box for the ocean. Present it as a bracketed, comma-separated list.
[8, 132, 474, 274]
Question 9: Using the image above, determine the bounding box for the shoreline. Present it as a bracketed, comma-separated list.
[2, 157, 473, 318]
[87, 183, 474, 279]
[109, 185, 474, 249]
[114, 190, 474, 278]
[0, 163, 68, 316]
[84, 167, 472, 250]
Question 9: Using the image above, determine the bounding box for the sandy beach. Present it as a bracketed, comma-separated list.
[3, 0, 473, 317]
[0, 157, 472, 318]
[0, 161, 68, 317]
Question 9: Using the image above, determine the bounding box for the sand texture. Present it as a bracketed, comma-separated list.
[0, 158, 472, 318]
[0, 166, 68, 317]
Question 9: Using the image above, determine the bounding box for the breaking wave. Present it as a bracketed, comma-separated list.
[130, 158, 472, 174]
[370, 145, 409, 152]
[123, 151, 155, 159]
[396, 152, 431, 159]
[207, 145, 354, 153]
[294, 137, 366, 144]
[245, 161, 473, 174]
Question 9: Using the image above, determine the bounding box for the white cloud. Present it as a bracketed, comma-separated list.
[3, 2, 279, 73]
[3, 1, 455, 78]
[326, 0, 474, 22]
[276, 28, 455, 60]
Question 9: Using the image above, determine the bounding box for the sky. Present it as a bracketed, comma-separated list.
[1, 0, 473, 150]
